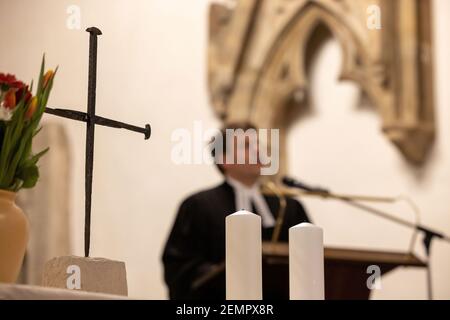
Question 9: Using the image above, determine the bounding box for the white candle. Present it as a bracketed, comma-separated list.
[289, 223, 325, 300]
[226, 210, 262, 300]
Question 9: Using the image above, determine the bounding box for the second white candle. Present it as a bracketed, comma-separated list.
[289, 223, 325, 300]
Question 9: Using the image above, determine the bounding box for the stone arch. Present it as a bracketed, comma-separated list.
[249, 1, 389, 130]
[208, 0, 435, 169]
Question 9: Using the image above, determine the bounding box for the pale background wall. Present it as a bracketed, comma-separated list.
[0, 0, 448, 299]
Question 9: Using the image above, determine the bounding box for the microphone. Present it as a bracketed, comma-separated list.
[282, 176, 330, 194]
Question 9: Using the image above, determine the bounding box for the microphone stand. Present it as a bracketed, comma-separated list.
[262, 185, 450, 300]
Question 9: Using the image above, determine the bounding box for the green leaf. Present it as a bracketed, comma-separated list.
[36, 55, 46, 96]
[0, 54, 54, 191]
[33, 126, 43, 138]
[2, 118, 35, 185]
[18, 165, 39, 189]
[22, 148, 49, 168]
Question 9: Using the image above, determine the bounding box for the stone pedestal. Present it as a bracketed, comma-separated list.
[42, 256, 128, 296]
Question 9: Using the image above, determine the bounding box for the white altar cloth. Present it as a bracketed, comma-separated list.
[0, 284, 129, 300]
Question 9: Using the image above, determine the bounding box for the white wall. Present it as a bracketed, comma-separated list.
[1, 0, 448, 299]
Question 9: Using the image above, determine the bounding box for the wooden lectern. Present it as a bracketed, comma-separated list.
[262, 242, 427, 300]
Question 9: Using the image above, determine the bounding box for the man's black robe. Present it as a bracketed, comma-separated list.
[162, 181, 310, 300]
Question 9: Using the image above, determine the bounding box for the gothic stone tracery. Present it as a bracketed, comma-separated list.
[208, 0, 435, 170]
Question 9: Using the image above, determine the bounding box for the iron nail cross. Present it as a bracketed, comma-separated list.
[44, 27, 151, 257]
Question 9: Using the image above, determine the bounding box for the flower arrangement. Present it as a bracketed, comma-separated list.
[0, 57, 56, 192]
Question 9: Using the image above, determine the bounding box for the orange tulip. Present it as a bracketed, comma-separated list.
[25, 97, 38, 120]
[3, 88, 16, 110]
[43, 70, 54, 89]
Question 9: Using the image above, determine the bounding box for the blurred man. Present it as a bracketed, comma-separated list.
[162, 122, 310, 300]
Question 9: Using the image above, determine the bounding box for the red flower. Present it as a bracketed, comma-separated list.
[3, 88, 17, 110]
[15, 85, 32, 105]
[11, 80, 26, 89]
[0, 74, 28, 99]
[0, 73, 17, 86]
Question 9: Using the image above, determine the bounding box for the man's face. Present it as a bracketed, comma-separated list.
[221, 133, 262, 179]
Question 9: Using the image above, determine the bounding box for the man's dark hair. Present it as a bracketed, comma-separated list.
[210, 121, 258, 174]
